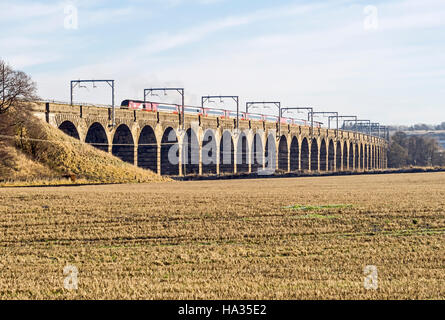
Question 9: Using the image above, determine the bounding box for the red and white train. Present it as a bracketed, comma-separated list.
[121, 100, 321, 127]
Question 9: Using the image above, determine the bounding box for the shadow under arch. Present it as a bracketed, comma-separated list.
[320, 139, 327, 171]
[301, 137, 309, 171]
[328, 139, 335, 171]
[336, 141, 342, 171]
[348, 142, 354, 170]
[375, 147, 380, 169]
[183, 128, 199, 175]
[59, 121, 80, 140]
[236, 132, 249, 173]
[310, 138, 318, 171]
[112, 124, 134, 164]
[278, 135, 288, 171]
[290, 136, 299, 171]
[202, 129, 217, 174]
[161, 127, 179, 175]
[85, 122, 108, 153]
[219, 131, 234, 174]
[355, 143, 360, 170]
[265, 134, 277, 172]
[138, 125, 157, 173]
[251, 133, 263, 173]
[364, 144, 368, 170]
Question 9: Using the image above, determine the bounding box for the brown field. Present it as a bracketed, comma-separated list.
[0, 172, 444, 299]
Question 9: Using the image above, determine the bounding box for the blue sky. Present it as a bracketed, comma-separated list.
[1, 0, 445, 125]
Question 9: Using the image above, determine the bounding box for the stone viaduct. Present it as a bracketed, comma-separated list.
[32, 101, 388, 176]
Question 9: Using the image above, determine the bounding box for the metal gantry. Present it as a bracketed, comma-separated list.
[309, 111, 339, 136]
[202, 96, 239, 128]
[144, 88, 185, 130]
[380, 126, 390, 140]
[371, 123, 389, 140]
[330, 115, 358, 134]
[281, 107, 314, 136]
[371, 123, 381, 138]
[246, 102, 281, 137]
[352, 120, 371, 136]
[70, 79, 115, 126]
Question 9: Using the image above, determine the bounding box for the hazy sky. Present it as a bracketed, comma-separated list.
[1, 0, 444, 125]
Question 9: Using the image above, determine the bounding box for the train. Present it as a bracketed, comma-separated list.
[120, 99, 320, 127]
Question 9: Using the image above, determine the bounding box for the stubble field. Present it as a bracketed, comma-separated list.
[0, 172, 444, 299]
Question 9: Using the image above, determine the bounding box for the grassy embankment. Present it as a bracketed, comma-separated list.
[0, 103, 167, 186]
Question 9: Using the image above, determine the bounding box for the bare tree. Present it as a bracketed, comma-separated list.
[0, 59, 38, 114]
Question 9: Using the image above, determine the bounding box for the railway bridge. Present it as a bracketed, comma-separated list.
[32, 101, 388, 176]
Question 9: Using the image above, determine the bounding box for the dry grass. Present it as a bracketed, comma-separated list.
[0, 172, 444, 299]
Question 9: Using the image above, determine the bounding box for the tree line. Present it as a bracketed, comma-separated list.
[388, 132, 445, 168]
[389, 123, 445, 131]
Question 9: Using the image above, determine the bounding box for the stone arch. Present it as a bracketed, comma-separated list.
[320, 138, 327, 171]
[202, 129, 217, 174]
[251, 133, 263, 173]
[161, 127, 179, 175]
[360, 144, 364, 171]
[301, 137, 310, 171]
[85, 122, 108, 153]
[265, 134, 277, 172]
[112, 124, 134, 164]
[343, 141, 348, 170]
[364, 144, 368, 170]
[310, 138, 318, 171]
[374, 145, 377, 169]
[290, 136, 299, 171]
[373, 145, 376, 169]
[348, 142, 354, 170]
[183, 128, 200, 175]
[369, 145, 372, 169]
[376, 146, 380, 169]
[59, 121, 80, 140]
[383, 146, 386, 168]
[138, 125, 157, 173]
[278, 135, 288, 171]
[336, 141, 342, 171]
[354, 143, 359, 170]
[220, 131, 234, 174]
[379, 146, 383, 169]
[236, 132, 249, 173]
[328, 139, 335, 171]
